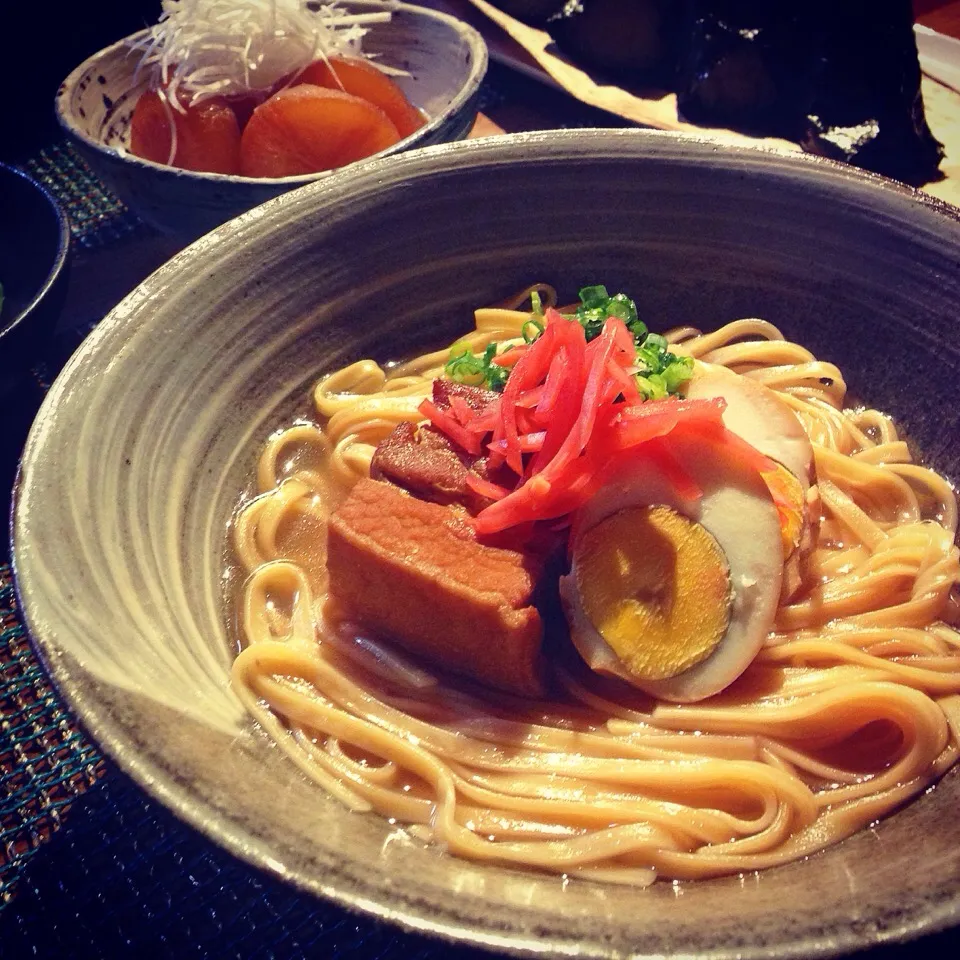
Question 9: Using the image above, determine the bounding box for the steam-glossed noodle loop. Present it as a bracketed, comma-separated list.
[231, 289, 960, 884]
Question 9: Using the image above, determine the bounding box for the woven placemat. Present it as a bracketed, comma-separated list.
[0, 137, 126, 906]
[0, 566, 104, 905]
[23, 143, 142, 249]
[2, 763, 488, 959]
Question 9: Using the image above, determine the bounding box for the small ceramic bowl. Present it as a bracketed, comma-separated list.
[0, 163, 70, 398]
[14, 131, 960, 958]
[54, 0, 487, 241]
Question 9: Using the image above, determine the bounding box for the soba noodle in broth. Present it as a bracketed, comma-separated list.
[229, 284, 960, 884]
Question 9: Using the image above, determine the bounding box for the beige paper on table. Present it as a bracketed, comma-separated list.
[918, 77, 960, 205]
[466, 0, 960, 207]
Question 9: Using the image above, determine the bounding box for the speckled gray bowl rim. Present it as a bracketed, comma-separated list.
[12, 129, 960, 959]
[54, 0, 488, 186]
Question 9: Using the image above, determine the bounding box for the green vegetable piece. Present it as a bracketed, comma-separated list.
[637, 372, 668, 401]
[578, 284, 609, 308]
[444, 343, 485, 386]
[575, 287, 645, 344]
[444, 341, 509, 392]
[445, 285, 691, 398]
[662, 356, 694, 392]
[522, 317, 545, 344]
[482, 343, 510, 391]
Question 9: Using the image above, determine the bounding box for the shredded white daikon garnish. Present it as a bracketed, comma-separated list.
[130, 0, 391, 111]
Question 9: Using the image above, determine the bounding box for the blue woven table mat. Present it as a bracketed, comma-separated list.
[3, 764, 487, 960]
[0, 565, 103, 903]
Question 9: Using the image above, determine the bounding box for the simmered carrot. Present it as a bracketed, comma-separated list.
[239, 85, 401, 178]
[129, 90, 241, 174]
[295, 56, 425, 139]
[223, 90, 272, 129]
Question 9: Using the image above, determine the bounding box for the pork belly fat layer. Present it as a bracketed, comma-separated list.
[327, 478, 547, 697]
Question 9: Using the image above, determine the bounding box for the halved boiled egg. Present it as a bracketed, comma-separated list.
[684, 362, 814, 488]
[683, 362, 820, 601]
[560, 433, 784, 703]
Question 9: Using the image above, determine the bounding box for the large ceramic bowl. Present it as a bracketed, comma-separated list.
[54, 0, 486, 240]
[13, 131, 960, 958]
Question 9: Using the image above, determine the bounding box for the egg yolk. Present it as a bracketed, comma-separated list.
[761, 462, 805, 559]
[573, 505, 732, 680]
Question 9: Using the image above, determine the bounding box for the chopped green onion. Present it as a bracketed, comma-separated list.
[444, 342, 484, 385]
[445, 285, 692, 399]
[483, 344, 510, 391]
[444, 340, 509, 392]
[522, 317, 544, 344]
[637, 373, 668, 401]
[578, 284, 609, 308]
[574, 286, 647, 344]
[662, 357, 694, 392]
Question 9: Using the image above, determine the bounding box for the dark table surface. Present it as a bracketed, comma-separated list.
[3, 3, 960, 958]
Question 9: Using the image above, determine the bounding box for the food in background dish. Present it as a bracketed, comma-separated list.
[230, 283, 960, 884]
[293, 56, 425, 138]
[130, 91, 243, 173]
[127, 0, 424, 176]
[236, 84, 403, 177]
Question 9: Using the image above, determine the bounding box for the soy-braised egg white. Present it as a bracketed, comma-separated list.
[560, 433, 784, 702]
[684, 361, 820, 601]
[561, 361, 820, 702]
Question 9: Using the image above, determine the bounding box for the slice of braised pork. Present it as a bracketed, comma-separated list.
[327, 478, 547, 697]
